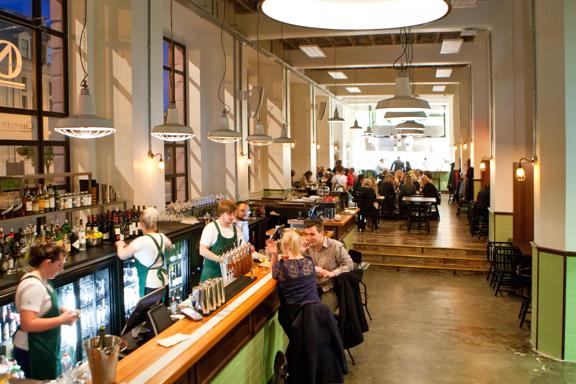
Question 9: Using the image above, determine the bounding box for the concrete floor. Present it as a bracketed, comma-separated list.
[345, 269, 576, 384]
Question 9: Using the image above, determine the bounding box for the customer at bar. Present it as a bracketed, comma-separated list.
[302, 219, 354, 312]
[116, 207, 171, 297]
[199, 199, 244, 281]
[14, 245, 80, 380]
[234, 200, 251, 244]
[299, 170, 314, 188]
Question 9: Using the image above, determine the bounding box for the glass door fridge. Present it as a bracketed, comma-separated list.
[0, 302, 20, 359]
[166, 239, 188, 301]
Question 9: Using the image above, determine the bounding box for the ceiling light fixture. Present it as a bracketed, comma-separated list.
[208, 1, 241, 143]
[55, 0, 115, 139]
[151, 0, 195, 141]
[396, 120, 425, 130]
[440, 39, 463, 54]
[432, 85, 446, 92]
[328, 71, 348, 80]
[274, 25, 295, 145]
[346, 87, 362, 93]
[350, 119, 363, 129]
[362, 105, 373, 136]
[299, 44, 326, 58]
[261, 0, 450, 30]
[435, 68, 453, 78]
[328, 46, 345, 123]
[376, 29, 431, 113]
[247, 6, 273, 146]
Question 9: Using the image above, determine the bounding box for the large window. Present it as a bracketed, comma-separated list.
[162, 38, 188, 203]
[0, 1, 69, 182]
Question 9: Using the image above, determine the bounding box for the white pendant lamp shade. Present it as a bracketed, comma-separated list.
[376, 70, 431, 112]
[208, 110, 242, 143]
[385, 111, 427, 123]
[55, 86, 116, 139]
[151, 103, 195, 142]
[328, 107, 344, 122]
[247, 118, 273, 146]
[350, 119, 363, 129]
[396, 120, 425, 131]
[273, 123, 295, 144]
[261, 0, 449, 30]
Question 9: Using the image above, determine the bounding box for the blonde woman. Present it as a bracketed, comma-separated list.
[267, 231, 320, 306]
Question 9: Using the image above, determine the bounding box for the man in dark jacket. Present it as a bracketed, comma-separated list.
[390, 156, 404, 172]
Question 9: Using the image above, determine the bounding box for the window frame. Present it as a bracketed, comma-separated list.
[162, 37, 188, 202]
[0, 2, 70, 182]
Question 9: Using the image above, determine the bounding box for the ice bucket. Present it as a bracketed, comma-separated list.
[82, 335, 125, 384]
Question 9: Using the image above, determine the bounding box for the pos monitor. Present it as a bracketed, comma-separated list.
[121, 285, 168, 336]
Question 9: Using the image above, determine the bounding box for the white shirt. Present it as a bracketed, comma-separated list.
[14, 273, 54, 350]
[333, 174, 347, 190]
[235, 219, 250, 244]
[200, 221, 244, 248]
[130, 233, 170, 288]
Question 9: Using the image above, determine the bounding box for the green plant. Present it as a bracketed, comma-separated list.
[15, 146, 55, 173]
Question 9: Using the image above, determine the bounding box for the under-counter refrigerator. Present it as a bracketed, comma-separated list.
[0, 265, 115, 367]
[122, 237, 189, 318]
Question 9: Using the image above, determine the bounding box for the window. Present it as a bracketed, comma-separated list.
[0, 1, 69, 182]
[162, 38, 188, 203]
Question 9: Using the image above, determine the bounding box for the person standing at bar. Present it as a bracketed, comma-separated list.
[13, 245, 79, 380]
[199, 200, 244, 282]
[234, 201, 251, 244]
[115, 207, 171, 297]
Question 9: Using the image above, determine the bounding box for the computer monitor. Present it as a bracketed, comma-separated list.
[146, 303, 174, 336]
[121, 285, 167, 336]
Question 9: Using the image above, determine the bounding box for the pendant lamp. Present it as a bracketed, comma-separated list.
[151, 0, 195, 141]
[208, 0, 241, 143]
[376, 70, 431, 112]
[247, 6, 273, 146]
[274, 32, 295, 145]
[396, 120, 425, 131]
[350, 119, 363, 129]
[328, 106, 345, 122]
[274, 123, 295, 144]
[261, 0, 450, 31]
[55, 0, 115, 139]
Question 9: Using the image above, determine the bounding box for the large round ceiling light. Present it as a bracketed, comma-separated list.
[261, 0, 450, 30]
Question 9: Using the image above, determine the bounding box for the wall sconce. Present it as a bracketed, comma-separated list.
[479, 156, 492, 172]
[316, 144, 321, 150]
[291, 142, 295, 148]
[334, 144, 338, 151]
[148, 151, 164, 171]
[515, 157, 536, 182]
[463, 142, 468, 150]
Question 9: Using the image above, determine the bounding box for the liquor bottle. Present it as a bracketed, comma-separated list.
[114, 216, 121, 242]
[54, 187, 61, 211]
[48, 185, 55, 212]
[100, 214, 110, 242]
[24, 188, 32, 214]
[91, 215, 99, 233]
[78, 219, 86, 251]
[37, 186, 45, 213]
[32, 189, 39, 213]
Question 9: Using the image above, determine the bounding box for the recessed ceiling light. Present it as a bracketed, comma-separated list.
[299, 45, 326, 58]
[436, 68, 452, 78]
[440, 39, 463, 54]
[461, 28, 478, 37]
[262, 0, 450, 30]
[346, 87, 361, 93]
[433, 85, 446, 92]
[328, 71, 348, 80]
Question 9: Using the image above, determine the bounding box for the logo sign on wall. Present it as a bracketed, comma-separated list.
[0, 40, 25, 90]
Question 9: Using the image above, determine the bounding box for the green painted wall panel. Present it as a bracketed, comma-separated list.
[493, 214, 513, 242]
[565, 257, 576, 361]
[537, 253, 565, 359]
[531, 249, 539, 346]
[212, 313, 288, 384]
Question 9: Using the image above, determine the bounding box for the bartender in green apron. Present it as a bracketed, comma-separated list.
[14, 245, 79, 380]
[199, 199, 245, 281]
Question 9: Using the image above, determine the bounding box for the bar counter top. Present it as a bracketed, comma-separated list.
[116, 266, 276, 383]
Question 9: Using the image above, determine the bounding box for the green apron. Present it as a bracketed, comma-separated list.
[200, 221, 238, 282]
[135, 234, 168, 297]
[22, 275, 62, 380]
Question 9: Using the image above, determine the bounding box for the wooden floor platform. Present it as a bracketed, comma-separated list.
[348, 198, 489, 273]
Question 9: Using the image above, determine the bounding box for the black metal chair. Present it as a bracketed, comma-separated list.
[348, 249, 372, 321]
[516, 266, 532, 328]
[486, 241, 515, 286]
[493, 246, 522, 296]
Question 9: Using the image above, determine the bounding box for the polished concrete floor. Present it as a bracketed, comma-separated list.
[345, 269, 576, 384]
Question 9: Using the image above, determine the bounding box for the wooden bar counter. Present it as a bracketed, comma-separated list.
[116, 267, 278, 384]
[322, 208, 359, 241]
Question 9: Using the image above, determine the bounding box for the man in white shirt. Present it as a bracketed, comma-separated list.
[234, 201, 251, 244]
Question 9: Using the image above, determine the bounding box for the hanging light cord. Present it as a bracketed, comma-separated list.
[280, 23, 287, 124]
[392, 27, 412, 71]
[169, 0, 176, 105]
[217, 0, 230, 113]
[79, 0, 88, 89]
[256, 4, 261, 91]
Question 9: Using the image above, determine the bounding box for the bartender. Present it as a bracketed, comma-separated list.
[116, 207, 172, 297]
[199, 199, 245, 281]
[13, 245, 79, 380]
